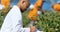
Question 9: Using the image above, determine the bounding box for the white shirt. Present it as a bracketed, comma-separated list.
[0, 5, 42, 32]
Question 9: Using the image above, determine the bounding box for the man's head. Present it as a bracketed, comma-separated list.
[17, 0, 30, 12]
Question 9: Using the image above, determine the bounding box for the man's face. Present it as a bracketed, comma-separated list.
[20, 0, 30, 12]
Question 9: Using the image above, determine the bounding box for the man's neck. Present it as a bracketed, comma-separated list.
[17, 4, 20, 9]
[17, 5, 24, 13]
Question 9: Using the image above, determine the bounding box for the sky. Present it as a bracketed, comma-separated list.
[11, 0, 59, 10]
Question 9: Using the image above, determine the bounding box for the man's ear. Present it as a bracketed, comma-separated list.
[22, 0, 25, 4]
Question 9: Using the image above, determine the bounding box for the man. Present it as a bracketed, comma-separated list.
[0, 0, 41, 32]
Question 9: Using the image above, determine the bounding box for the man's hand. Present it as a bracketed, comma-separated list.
[30, 26, 37, 32]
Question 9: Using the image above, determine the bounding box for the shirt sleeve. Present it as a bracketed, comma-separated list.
[12, 25, 30, 32]
[36, 30, 43, 32]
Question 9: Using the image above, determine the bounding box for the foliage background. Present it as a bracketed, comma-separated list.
[22, 10, 60, 32]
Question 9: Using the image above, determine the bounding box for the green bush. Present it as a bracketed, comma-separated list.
[22, 11, 31, 27]
[22, 11, 60, 32]
[35, 11, 60, 32]
[0, 10, 5, 29]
